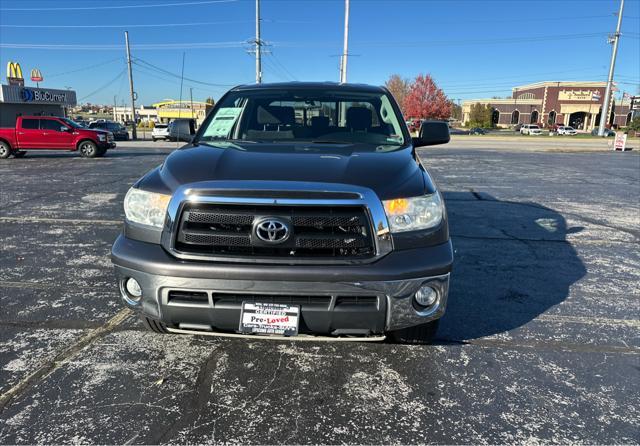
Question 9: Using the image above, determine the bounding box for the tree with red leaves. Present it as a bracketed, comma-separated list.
[403, 74, 451, 121]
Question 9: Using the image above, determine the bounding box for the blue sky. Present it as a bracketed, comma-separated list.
[1, 0, 638, 105]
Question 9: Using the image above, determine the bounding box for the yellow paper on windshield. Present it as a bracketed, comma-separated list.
[203, 107, 242, 139]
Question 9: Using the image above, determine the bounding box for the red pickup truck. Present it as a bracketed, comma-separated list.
[0, 116, 116, 159]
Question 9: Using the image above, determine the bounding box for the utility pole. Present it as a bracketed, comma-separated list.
[255, 0, 262, 83]
[124, 31, 137, 140]
[190, 87, 194, 121]
[113, 95, 117, 121]
[339, 0, 350, 83]
[599, 0, 624, 136]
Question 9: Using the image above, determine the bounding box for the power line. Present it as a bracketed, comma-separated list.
[356, 31, 611, 47]
[274, 32, 612, 48]
[0, 0, 237, 11]
[261, 57, 290, 82]
[0, 42, 248, 50]
[133, 58, 238, 87]
[0, 19, 317, 29]
[0, 20, 253, 29]
[134, 64, 228, 94]
[79, 70, 127, 101]
[48, 58, 123, 78]
[439, 74, 609, 90]
[268, 53, 297, 81]
[1, 31, 621, 52]
[434, 67, 610, 87]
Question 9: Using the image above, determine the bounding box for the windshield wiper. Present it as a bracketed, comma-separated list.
[308, 140, 352, 144]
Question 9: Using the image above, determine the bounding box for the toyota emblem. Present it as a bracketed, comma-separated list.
[254, 218, 290, 243]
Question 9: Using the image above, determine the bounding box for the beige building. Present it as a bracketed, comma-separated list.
[113, 105, 158, 123]
[152, 100, 213, 126]
[463, 81, 632, 130]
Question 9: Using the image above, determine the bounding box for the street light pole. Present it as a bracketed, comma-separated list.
[598, 0, 624, 136]
[255, 0, 262, 84]
[190, 87, 194, 121]
[339, 0, 350, 83]
[125, 31, 137, 140]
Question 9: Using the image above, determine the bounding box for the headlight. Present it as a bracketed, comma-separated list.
[383, 193, 444, 232]
[97, 134, 106, 141]
[124, 188, 171, 228]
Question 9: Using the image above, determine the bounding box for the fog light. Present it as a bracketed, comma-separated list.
[125, 278, 142, 299]
[414, 285, 438, 308]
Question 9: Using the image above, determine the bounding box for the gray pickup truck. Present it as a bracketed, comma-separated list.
[111, 82, 453, 343]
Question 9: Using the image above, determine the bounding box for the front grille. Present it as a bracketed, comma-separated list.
[213, 294, 332, 308]
[165, 291, 380, 310]
[335, 296, 378, 307]
[168, 290, 209, 305]
[174, 204, 375, 260]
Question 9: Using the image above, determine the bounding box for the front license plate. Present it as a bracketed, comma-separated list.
[239, 302, 300, 336]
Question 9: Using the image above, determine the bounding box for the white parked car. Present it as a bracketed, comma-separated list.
[151, 123, 170, 142]
[520, 124, 542, 135]
[557, 126, 578, 135]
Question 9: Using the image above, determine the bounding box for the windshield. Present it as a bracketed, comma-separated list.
[61, 118, 83, 128]
[197, 89, 406, 148]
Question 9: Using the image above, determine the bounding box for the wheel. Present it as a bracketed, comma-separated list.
[388, 319, 440, 345]
[0, 141, 11, 159]
[78, 140, 98, 158]
[152, 138, 157, 142]
[140, 315, 169, 334]
[13, 150, 27, 158]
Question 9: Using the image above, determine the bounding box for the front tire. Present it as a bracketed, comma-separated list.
[78, 140, 98, 158]
[140, 315, 169, 334]
[0, 141, 11, 159]
[388, 319, 440, 345]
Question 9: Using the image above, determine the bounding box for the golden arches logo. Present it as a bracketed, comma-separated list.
[30, 68, 43, 82]
[7, 61, 23, 80]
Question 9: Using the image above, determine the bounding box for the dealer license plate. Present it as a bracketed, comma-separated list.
[239, 302, 300, 336]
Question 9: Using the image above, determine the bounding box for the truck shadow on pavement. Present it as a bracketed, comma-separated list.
[438, 191, 587, 341]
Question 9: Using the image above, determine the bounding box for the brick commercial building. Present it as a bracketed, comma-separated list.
[462, 81, 633, 131]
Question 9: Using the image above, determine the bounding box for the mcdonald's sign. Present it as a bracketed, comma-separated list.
[6, 61, 24, 86]
[30, 68, 43, 83]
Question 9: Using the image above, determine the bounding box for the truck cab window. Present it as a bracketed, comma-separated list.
[22, 119, 39, 129]
[41, 120, 65, 131]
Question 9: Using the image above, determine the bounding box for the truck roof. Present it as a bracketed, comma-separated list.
[19, 115, 64, 119]
[231, 82, 386, 94]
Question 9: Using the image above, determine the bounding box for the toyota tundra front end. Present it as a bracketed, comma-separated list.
[111, 82, 453, 343]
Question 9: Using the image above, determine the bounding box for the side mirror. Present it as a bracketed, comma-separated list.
[413, 121, 450, 147]
[60, 126, 71, 132]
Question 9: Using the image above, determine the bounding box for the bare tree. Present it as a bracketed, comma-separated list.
[385, 74, 411, 115]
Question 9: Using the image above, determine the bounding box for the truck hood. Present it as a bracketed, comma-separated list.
[155, 142, 432, 200]
[83, 129, 110, 135]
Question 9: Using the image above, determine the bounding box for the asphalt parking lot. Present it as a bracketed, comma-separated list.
[1, 139, 638, 444]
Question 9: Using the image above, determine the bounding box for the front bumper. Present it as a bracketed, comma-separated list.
[111, 235, 453, 335]
[97, 141, 116, 149]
